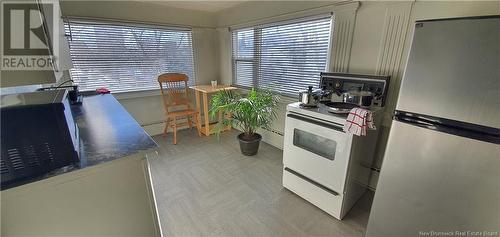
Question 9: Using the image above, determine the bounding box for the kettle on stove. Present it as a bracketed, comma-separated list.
[298, 86, 323, 107]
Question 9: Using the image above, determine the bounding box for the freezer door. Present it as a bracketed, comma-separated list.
[397, 17, 500, 128]
[366, 120, 500, 237]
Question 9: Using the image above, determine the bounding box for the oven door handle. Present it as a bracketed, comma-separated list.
[287, 113, 344, 132]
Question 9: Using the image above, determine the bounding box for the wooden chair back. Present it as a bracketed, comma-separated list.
[158, 73, 191, 113]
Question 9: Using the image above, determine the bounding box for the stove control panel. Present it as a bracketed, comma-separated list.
[320, 72, 390, 106]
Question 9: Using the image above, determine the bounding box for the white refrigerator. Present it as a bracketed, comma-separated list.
[366, 16, 500, 237]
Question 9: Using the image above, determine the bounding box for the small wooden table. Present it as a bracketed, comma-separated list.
[190, 85, 238, 136]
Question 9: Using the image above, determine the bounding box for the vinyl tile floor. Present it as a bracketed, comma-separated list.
[150, 129, 373, 237]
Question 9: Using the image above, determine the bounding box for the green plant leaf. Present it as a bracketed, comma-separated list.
[210, 88, 280, 137]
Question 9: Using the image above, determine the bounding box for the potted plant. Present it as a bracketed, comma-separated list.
[210, 88, 279, 156]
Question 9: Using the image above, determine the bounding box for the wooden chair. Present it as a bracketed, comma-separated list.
[158, 73, 201, 144]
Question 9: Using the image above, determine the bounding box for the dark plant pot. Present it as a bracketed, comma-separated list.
[237, 133, 262, 156]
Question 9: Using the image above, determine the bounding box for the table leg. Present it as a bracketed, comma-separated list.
[203, 92, 210, 136]
[195, 91, 201, 132]
[225, 112, 232, 131]
[218, 110, 223, 130]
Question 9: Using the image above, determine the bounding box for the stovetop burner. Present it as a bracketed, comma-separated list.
[299, 103, 318, 108]
[322, 102, 358, 109]
[320, 102, 359, 114]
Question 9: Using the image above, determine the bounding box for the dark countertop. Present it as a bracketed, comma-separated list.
[72, 94, 158, 166]
[2, 94, 158, 190]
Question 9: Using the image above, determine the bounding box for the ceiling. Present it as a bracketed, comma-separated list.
[144, 1, 247, 13]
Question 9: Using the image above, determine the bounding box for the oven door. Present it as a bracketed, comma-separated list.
[283, 112, 352, 194]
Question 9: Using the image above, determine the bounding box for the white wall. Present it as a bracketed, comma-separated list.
[61, 1, 217, 27]
[60, 1, 220, 135]
[216, 1, 340, 27]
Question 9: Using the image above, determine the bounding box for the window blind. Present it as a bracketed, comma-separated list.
[232, 15, 332, 96]
[64, 20, 196, 93]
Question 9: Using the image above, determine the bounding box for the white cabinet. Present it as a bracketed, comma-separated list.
[1, 153, 162, 237]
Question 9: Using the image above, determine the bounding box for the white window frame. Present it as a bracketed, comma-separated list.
[231, 14, 333, 97]
[64, 18, 196, 95]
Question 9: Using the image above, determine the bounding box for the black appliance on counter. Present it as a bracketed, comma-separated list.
[37, 84, 83, 105]
[0, 89, 80, 188]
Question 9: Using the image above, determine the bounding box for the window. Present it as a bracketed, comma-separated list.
[64, 20, 195, 93]
[232, 15, 332, 97]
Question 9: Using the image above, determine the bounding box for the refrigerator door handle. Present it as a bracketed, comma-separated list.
[394, 110, 500, 145]
[395, 115, 435, 127]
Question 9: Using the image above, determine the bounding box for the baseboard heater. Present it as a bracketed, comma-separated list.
[262, 127, 284, 136]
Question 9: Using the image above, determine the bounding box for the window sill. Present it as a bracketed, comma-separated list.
[111, 89, 162, 100]
[82, 85, 197, 100]
[279, 95, 297, 104]
[232, 85, 296, 104]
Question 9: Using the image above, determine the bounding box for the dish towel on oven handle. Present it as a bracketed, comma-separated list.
[343, 108, 376, 136]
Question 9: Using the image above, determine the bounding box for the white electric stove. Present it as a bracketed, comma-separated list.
[282, 73, 389, 220]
